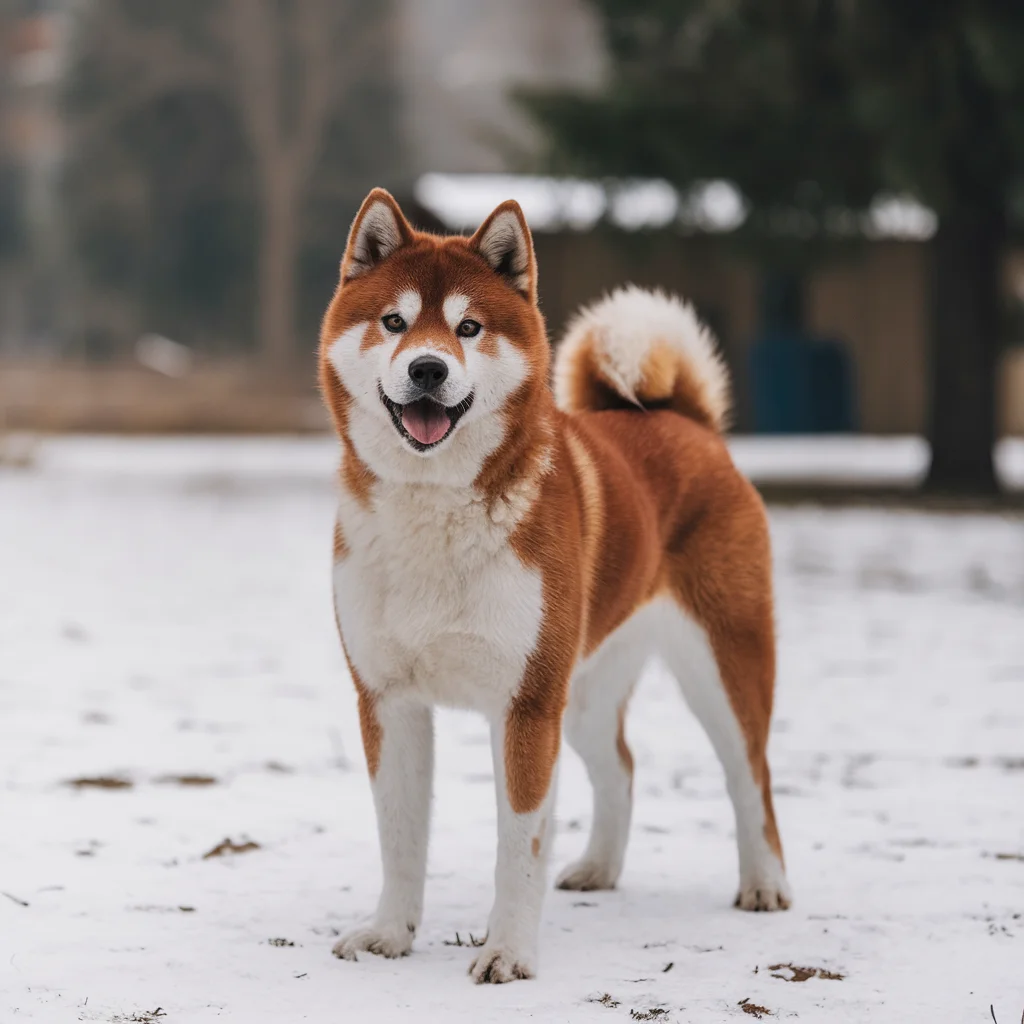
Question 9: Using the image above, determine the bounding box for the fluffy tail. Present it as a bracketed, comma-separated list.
[553, 285, 731, 432]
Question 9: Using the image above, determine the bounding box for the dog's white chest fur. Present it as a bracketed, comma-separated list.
[333, 480, 544, 712]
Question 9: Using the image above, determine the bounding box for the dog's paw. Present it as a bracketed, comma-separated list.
[734, 881, 792, 912]
[469, 943, 535, 984]
[332, 921, 414, 960]
[555, 858, 618, 892]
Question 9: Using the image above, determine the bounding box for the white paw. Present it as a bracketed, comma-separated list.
[555, 858, 619, 892]
[469, 943, 536, 984]
[332, 921, 415, 960]
[735, 878, 792, 912]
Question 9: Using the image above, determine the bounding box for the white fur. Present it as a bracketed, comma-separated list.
[657, 601, 789, 909]
[554, 285, 731, 431]
[327, 320, 527, 484]
[557, 609, 645, 891]
[560, 599, 789, 906]
[392, 289, 422, 327]
[331, 196, 555, 977]
[333, 700, 433, 960]
[333, 480, 544, 715]
[387, 343, 473, 409]
[332, 440, 550, 977]
[469, 715, 556, 983]
[443, 292, 471, 331]
[329, 280, 559, 979]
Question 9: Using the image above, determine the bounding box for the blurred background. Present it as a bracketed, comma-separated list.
[2, 0, 1024, 495]
[4, 6, 1024, 1019]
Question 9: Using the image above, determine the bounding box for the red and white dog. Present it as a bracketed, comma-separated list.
[319, 189, 790, 984]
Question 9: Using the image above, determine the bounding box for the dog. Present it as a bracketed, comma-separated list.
[319, 188, 790, 984]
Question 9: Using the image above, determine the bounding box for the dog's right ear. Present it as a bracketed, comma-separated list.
[341, 189, 414, 283]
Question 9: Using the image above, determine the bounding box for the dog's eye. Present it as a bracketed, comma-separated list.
[457, 319, 482, 338]
[382, 313, 406, 333]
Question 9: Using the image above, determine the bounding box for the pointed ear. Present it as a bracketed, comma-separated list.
[341, 188, 414, 283]
[469, 200, 537, 302]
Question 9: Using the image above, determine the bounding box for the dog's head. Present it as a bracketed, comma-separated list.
[320, 189, 548, 486]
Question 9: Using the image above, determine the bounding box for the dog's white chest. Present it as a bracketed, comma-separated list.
[333, 483, 544, 712]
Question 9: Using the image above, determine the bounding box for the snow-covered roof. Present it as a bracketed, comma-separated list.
[414, 173, 937, 240]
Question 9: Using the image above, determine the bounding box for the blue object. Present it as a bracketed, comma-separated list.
[750, 330, 857, 433]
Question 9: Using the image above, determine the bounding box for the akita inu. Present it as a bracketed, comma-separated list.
[320, 189, 790, 984]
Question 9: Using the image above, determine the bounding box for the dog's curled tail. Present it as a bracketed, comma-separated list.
[553, 285, 730, 432]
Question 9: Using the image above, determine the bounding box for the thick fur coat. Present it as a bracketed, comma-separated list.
[319, 189, 790, 984]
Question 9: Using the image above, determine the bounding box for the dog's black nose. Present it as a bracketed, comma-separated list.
[408, 355, 448, 392]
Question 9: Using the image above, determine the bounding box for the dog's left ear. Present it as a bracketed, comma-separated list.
[469, 200, 537, 303]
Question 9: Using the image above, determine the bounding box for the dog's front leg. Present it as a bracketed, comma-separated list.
[333, 694, 433, 961]
[470, 700, 560, 983]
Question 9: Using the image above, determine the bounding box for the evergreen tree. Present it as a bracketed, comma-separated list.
[526, 0, 1024, 493]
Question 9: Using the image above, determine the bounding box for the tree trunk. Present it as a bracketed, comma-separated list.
[255, 177, 298, 370]
[924, 207, 1004, 494]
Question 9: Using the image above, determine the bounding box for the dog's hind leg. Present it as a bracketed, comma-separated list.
[656, 597, 790, 911]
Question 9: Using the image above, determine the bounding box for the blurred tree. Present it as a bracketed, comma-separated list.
[64, 0, 403, 366]
[0, 0, 25, 350]
[526, 0, 1024, 493]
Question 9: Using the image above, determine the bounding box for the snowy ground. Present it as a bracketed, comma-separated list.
[1, 437, 1023, 1024]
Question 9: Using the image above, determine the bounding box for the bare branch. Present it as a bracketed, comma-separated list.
[69, 14, 223, 143]
[214, 0, 283, 169]
[289, 0, 336, 180]
[290, 0, 396, 183]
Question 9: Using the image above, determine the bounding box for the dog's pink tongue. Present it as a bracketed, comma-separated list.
[402, 400, 450, 445]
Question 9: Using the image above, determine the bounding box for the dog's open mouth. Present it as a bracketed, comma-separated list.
[379, 386, 474, 451]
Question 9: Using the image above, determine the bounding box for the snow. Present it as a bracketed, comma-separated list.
[728, 435, 1024, 490]
[2, 437, 1023, 1024]
[414, 174, 938, 239]
[20, 432, 1023, 491]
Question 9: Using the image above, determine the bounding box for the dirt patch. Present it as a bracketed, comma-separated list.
[157, 774, 218, 787]
[112, 1010, 165, 1023]
[768, 963, 845, 982]
[948, 757, 1024, 772]
[202, 837, 260, 859]
[131, 904, 200, 914]
[66, 776, 132, 790]
[630, 1009, 669, 1021]
[268, 937, 294, 947]
[992, 852, 1024, 862]
[587, 993, 620, 1008]
[739, 999, 772, 1018]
